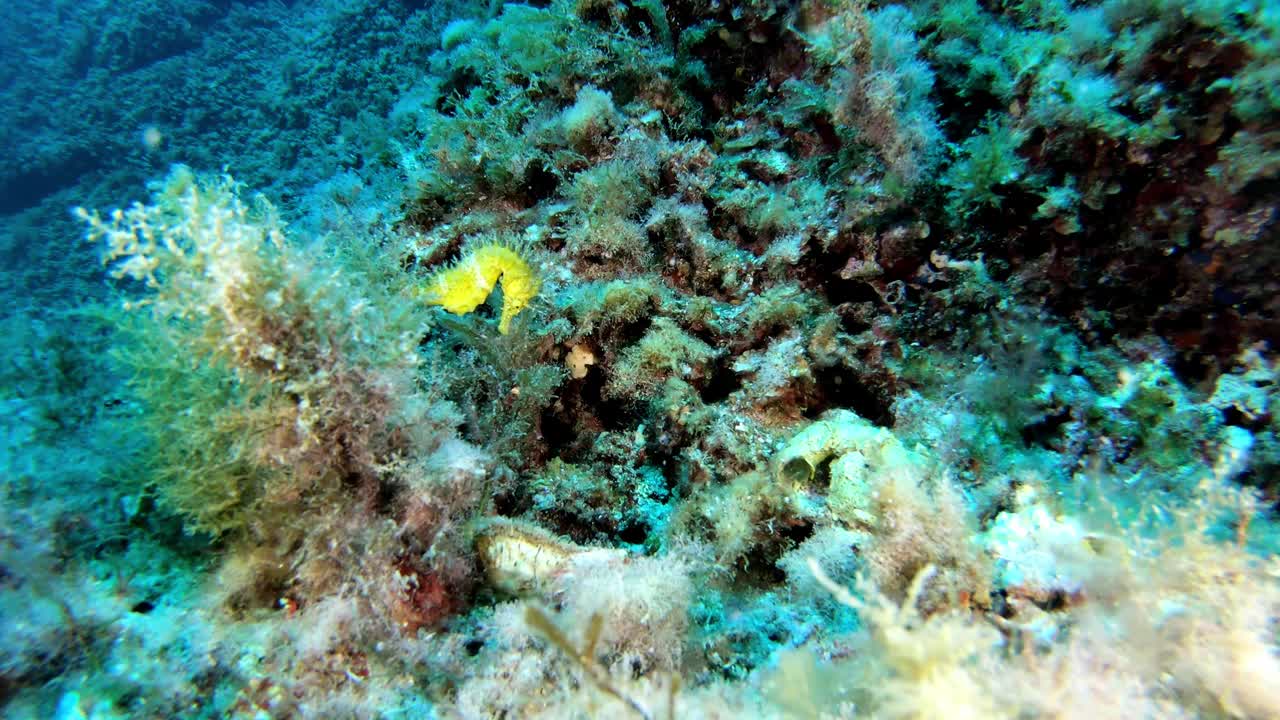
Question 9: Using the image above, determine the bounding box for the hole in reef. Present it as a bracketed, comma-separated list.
[597, 397, 642, 432]
[581, 363, 637, 431]
[436, 69, 481, 115]
[811, 365, 892, 426]
[490, 486, 529, 518]
[539, 402, 577, 454]
[991, 588, 1012, 618]
[810, 455, 834, 491]
[576, 1, 613, 27]
[1021, 406, 1072, 449]
[778, 457, 813, 488]
[734, 518, 815, 588]
[1221, 405, 1270, 432]
[700, 356, 742, 404]
[520, 160, 559, 205]
[550, 359, 646, 450]
[617, 519, 649, 546]
[819, 273, 884, 309]
[932, 85, 1003, 144]
[618, 2, 660, 41]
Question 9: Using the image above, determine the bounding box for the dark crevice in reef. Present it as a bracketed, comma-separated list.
[812, 263, 889, 309]
[667, 2, 794, 126]
[931, 84, 1005, 145]
[538, 403, 579, 457]
[436, 68, 482, 116]
[526, 159, 561, 198]
[1020, 406, 1072, 450]
[734, 517, 814, 590]
[0, 149, 102, 215]
[700, 356, 744, 405]
[811, 365, 893, 427]
[589, 373, 647, 435]
[616, 517, 651, 546]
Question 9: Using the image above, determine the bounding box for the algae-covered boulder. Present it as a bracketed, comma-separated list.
[773, 409, 933, 528]
[772, 410, 988, 611]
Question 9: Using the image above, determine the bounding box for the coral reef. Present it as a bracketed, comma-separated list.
[1, 0, 1278, 717]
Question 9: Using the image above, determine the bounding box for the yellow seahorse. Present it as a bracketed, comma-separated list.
[419, 242, 540, 334]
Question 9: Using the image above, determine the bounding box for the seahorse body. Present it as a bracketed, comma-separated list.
[421, 243, 540, 334]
